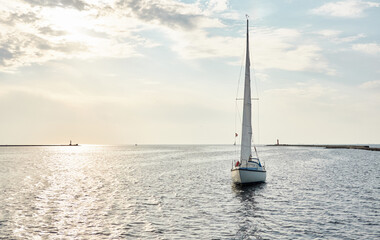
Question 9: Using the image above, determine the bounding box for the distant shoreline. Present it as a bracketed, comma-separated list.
[267, 144, 380, 151]
[0, 144, 79, 147]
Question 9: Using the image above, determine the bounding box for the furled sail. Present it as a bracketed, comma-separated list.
[240, 19, 252, 162]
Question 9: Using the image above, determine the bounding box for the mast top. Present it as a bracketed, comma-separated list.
[246, 14, 249, 20]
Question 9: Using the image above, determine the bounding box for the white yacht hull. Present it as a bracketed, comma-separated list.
[231, 168, 266, 184]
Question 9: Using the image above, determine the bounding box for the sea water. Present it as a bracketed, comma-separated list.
[0, 145, 379, 239]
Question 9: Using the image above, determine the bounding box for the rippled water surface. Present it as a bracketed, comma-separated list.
[0, 145, 379, 239]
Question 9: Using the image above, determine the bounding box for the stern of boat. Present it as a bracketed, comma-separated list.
[231, 167, 242, 184]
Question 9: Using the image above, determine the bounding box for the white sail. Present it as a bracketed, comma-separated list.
[240, 19, 252, 162]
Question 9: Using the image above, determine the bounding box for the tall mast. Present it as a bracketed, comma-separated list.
[240, 17, 252, 162]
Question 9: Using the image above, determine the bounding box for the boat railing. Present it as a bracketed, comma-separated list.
[248, 158, 263, 167]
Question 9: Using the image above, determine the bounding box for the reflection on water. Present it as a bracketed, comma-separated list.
[0, 145, 379, 239]
[232, 183, 267, 240]
[5, 146, 120, 238]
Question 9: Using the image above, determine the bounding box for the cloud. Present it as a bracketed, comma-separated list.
[0, 0, 227, 72]
[316, 29, 342, 38]
[167, 28, 239, 59]
[311, 0, 380, 18]
[0, 11, 40, 26]
[165, 25, 334, 74]
[360, 80, 380, 89]
[265, 82, 338, 102]
[22, 0, 88, 10]
[117, 0, 206, 30]
[0, 48, 13, 65]
[315, 30, 365, 43]
[0, 0, 333, 75]
[0, 29, 89, 72]
[352, 43, 380, 54]
[207, 0, 229, 13]
[251, 28, 335, 74]
[39, 26, 67, 36]
[0, 1, 142, 72]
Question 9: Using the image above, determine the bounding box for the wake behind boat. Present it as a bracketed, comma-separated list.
[231, 17, 266, 184]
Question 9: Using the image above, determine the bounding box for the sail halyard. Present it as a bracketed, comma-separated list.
[240, 18, 252, 162]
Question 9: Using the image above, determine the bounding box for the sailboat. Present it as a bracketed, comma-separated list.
[231, 17, 266, 184]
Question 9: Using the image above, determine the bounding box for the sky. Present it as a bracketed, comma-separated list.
[0, 0, 379, 145]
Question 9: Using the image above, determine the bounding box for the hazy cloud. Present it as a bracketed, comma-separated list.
[22, 0, 88, 10]
[252, 28, 334, 74]
[0, 0, 226, 72]
[207, 0, 229, 13]
[0, 11, 39, 26]
[117, 0, 205, 30]
[315, 30, 365, 43]
[39, 26, 67, 36]
[115, 0, 228, 30]
[311, 0, 380, 18]
[166, 25, 334, 74]
[0, 0, 334, 75]
[360, 80, 380, 89]
[0, 48, 13, 65]
[352, 43, 380, 54]
[0, 30, 87, 71]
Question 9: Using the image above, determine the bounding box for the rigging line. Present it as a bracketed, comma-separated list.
[258, 101, 260, 145]
[235, 42, 246, 99]
[248, 21, 261, 147]
[235, 101, 242, 158]
[251, 123, 257, 158]
[250, 94, 260, 155]
[234, 100, 239, 157]
[236, 102, 242, 131]
[252, 68, 260, 100]
[234, 37, 246, 156]
[248, 20, 260, 98]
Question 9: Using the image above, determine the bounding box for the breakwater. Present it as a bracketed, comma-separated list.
[267, 144, 380, 151]
[0, 144, 79, 147]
